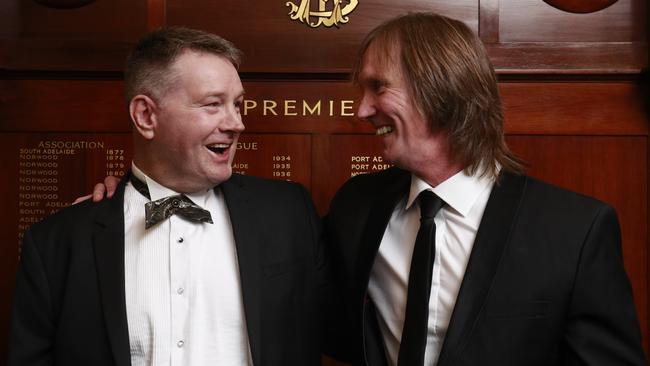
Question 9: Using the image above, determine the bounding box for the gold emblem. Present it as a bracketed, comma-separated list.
[286, 0, 359, 28]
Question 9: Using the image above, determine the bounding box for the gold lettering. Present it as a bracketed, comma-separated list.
[341, 100, 354, 116]
[244, 100, 258, 115]
[303, 100, 321, 115]
[37, 141, 104, 149]
[235, 99, 358, 117]
[45, 201, 69, 208]
[237, 142, 259, 151]
[19, 216, 40, 223]
[263, 100, 278, 116]
[351, 156, 370, 162]
[19, 209, 46, 215]
[284, 100, 298, 116]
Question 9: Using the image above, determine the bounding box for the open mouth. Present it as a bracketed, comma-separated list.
[206, 143, 231, 155]
[376, 126, 394, 136]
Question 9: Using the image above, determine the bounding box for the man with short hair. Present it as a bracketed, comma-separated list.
[9, 27, 328, 366]
[326, 12, 646, 366]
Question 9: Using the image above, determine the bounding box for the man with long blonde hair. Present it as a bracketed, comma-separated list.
[326, 12, 645, 366]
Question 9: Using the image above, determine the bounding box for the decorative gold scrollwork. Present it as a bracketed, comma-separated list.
[286, 0, 359, 28]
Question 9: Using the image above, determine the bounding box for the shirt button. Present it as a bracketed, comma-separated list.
[177, 287, 184, 295]
[177, 340, 184, 348]
[177, 237, 184, 243]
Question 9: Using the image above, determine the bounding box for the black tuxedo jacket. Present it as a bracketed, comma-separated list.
[9, 173, 330, 366]
[325, 168, 646, 365]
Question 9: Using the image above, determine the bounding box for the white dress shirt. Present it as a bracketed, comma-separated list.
[368, 169, 495, 365]
[124, 163, 252, 366]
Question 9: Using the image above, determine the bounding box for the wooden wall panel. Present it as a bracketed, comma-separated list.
[500, 0, 644, 42]
[501, 82, 648, 135]
[487, 42, 647, 74]
[232, 134, 313, 189]
[0, 79, 129, 132]
[491, 0, 647, 73]
[0, 0, 147, 71]
[166, 0, 478, 73]
[0, 0, 645, 73]
[3, 80, 645, 135]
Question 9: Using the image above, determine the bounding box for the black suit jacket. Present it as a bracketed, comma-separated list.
[9, 173, 330, 366]
[325, 167, 646, 365]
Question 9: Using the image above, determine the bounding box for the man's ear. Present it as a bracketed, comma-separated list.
[129, 94, 158, 140]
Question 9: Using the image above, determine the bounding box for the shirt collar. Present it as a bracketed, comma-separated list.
[406, 167, 496, 217]
[131, 162, 213, 209]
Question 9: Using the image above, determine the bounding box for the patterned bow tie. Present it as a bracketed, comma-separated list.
[130, 174, 213, 229]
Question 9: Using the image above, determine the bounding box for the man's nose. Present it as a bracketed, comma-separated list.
[221, 105, 245, 133]
[356, 93, 375, 120]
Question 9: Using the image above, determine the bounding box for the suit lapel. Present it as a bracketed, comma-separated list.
[437, 172, 527, 366]
[93, 176, 131, 366]
[220, 176, 263, 366]
[358, 169, 410, 365]
[357, 169, 411, 292]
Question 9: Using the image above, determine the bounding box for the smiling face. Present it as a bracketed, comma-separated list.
[145, 50, 245, 192]
[356, 42, 452, 181]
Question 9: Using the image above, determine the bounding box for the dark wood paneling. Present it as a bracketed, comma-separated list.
[0, 80, 130, 132]
[3, 80, 646, 136]
[492, 0, 647, 73]
[323, 134, 386, 210]
[0, 0, 148, 71]
[501, 82, 648, 135]
[500, 0, 644, 42]
[147, 0, 166, 30]
[0, 0, 645, 73]
[488, 42, 647, 74]
[166, 0, 478, 73]
[232, 134, 312, 189]
[479, 0, 499, 42]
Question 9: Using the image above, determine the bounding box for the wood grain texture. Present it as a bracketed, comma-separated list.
[0, 0, 646, 73]
[479, 0, 499, 43]
[2, 80, 646, 136]
[147, 0, 166, 30]
[166, 0, 478, 73]
[500, 0, 645, 42]
[0, 80, 131, 132]
[500, 82, 648, 135]
[487, 42, 647, 74]
[0, 0, 147, 71]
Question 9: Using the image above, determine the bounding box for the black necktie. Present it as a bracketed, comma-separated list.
[397, 190, 444, 366]
[130, 175, 213, 229]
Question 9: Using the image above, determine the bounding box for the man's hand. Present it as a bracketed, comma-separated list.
[72, 176, 121, 204]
